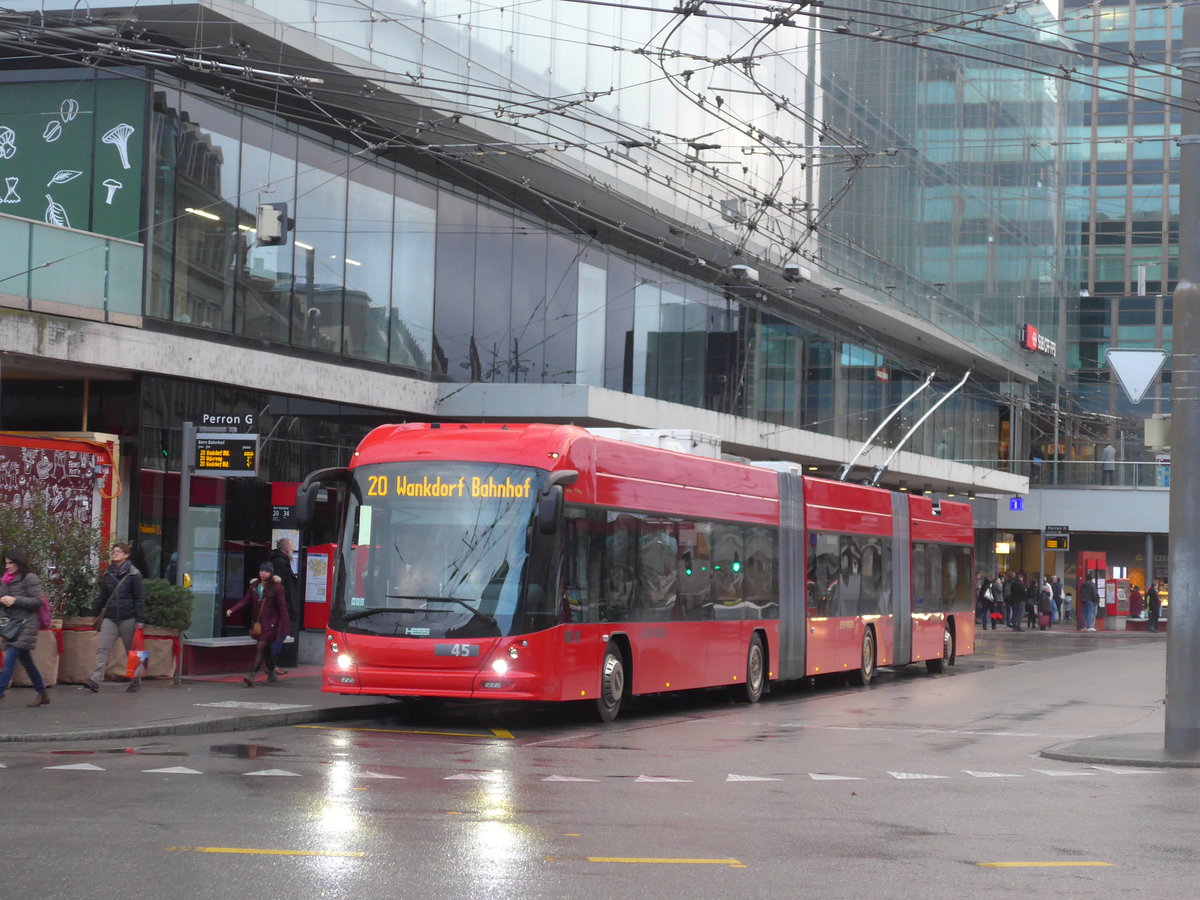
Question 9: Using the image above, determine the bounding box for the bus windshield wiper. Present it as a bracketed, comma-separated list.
[343, 607, 395, 623]
[386, 594, 497, 628]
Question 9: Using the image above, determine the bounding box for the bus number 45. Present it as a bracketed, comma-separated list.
[435, 643, 480, 657]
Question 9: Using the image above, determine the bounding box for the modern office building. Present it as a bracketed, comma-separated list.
[0, 0, 1158, 632]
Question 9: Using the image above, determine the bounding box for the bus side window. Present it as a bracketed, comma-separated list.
[636, 518, 679, 622]
[603, 514, 638, 622]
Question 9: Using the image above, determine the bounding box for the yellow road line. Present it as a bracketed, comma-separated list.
[296, 724, 514, 739]
[165, 846, 365, 858]
[978, 861, 1113, 868]
[586, 857, 744, 866]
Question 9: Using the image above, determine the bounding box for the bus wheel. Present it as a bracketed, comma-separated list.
[927, 624, 953, 674]
[736, 634, 766, 703]
[596, 645, 625, 723]
[857, 628, 876, 686]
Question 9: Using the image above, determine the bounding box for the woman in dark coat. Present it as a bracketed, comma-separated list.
[0, 547, 49, 706]
[226, 561, 290, 686]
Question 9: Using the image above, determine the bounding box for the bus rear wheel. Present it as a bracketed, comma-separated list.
[736, 633, 766, 703]
[596, 644, 626, 722]
[927, 624, 953, 674]
[857, 628, 876, 686]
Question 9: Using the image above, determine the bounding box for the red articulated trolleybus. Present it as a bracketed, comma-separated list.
[295, 423, 975, 721]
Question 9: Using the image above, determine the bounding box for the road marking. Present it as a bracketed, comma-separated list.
[143, 766, 203, 775]
[964, 771, 1023, 778]
[1090, 765, 1163, 775]
[586, 857, 744, 867]
[888, 772, 949, 779]
[359, 771, 405, 779]
[195, 701, 311, 710]
[544, 775, 599, 782]
[635, 775, 693, 782]
[1032, 769, 1093, 777]
[296, 724, 514, 739]
[808, 773, 862, 781]
[165, 846, 365, 858]
[445, 773, 499, 781]
[727, 774, 781, 782]
[244, 769, 300, 777]
[978, 861, 1113, 868]
[44, 763, 104, 771]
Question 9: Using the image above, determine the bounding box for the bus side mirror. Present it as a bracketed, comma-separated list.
[295, 466, 349, 527]
[537, 469, 579, 535]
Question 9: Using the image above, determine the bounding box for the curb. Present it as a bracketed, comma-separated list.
[0, 699, 402, 744]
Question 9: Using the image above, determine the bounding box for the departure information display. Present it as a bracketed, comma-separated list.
[195, 433, 258, 476]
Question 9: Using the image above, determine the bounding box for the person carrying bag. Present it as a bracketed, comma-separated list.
[226, 562, 289, 686]
[84, 542, 146, 694]
[0, 548, 50, 706]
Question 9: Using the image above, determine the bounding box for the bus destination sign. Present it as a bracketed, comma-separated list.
[195, 433, 258, 476]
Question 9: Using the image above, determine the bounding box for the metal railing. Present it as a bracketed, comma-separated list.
[960, 458, 1169, 490]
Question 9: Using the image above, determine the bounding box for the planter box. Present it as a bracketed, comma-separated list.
[104, 625, 180, 680]
[59, 616, 99, 684]
[13, 621, 61, 687]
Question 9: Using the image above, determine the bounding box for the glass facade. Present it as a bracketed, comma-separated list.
[0, 1, 1084, 471]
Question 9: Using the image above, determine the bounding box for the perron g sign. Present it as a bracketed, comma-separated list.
[194, 433, 258, 476]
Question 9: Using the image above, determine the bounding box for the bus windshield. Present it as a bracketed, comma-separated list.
[332, 461, 542, 639]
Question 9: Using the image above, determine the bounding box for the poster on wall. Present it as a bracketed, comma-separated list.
[0, 443, 95, 524]
[0, 77, 144, 240]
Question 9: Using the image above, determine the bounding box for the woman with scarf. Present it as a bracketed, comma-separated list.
[0, 547, 49, 706]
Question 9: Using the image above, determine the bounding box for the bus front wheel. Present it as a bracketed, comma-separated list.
[596, 644, 626, 722]
[857, 628, 876, 686]
[736, 633, 765, 703]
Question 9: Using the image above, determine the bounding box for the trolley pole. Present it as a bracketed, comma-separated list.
[1165, 2, 1200, 753]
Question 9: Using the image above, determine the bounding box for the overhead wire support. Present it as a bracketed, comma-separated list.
[868, 370, 973, 487]
[837, 370, 936, 482]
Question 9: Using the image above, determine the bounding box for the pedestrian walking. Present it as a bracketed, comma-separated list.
[85, 542, 146, 693]
[1009, 574, 1027, 632]
[1129, 583, 1144, 620]
[226, 562, 289, 686]
[1037, 578, 1054, 630]
[268, 539, 299, 673]
[0, 548, 49, 706]
[1146, 581, 1161, 632]
[1079, 571, 1100, 631]
[1050, 575, 1064, 622]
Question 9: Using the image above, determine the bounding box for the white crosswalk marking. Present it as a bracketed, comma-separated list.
[543, 775, 599, 782]
[635, 775, 692, 782]
[1033, 769, 1093, 777]
[888, 772, 948, 780]
[726, 774, 781, 782]
[808, 773, 863, 781]
[963, 771, 1023, 778]
[1090, 765, 1163, 775]
[244, 769, 300, 776]
[445, 773, 495, 780]
[143, 766, 203, 775]
[45, 763, 104, 771]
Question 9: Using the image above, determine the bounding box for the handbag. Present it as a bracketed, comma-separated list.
[983, 585, 993, 602]
[0, 614, 22, 643]
[93, 572, 131, 631]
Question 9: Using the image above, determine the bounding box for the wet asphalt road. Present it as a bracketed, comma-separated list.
[6, 629, 1190, 899]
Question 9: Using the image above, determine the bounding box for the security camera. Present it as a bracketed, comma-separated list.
[730, 264, 759, 283]
[783, 263, 811, 283]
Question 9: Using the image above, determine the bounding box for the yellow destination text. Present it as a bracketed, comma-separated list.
[471, 476, 532, 498]
[395, 475, 466, 497]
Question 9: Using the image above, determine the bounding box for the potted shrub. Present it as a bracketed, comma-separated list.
[127, 578, 192, 679]
[0, 492, 102, 686]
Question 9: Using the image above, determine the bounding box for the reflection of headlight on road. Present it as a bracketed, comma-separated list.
[337, 654, 354, 670]
[491, 658, 509, 675]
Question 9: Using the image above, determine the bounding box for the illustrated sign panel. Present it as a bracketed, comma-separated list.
[0, 77, 144, 240]
[0, 443, 95, 524]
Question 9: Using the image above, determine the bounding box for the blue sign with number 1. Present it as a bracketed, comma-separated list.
[1009, 497, 1024, 511]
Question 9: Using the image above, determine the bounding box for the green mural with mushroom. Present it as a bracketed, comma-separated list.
[0, 77, 144, 240]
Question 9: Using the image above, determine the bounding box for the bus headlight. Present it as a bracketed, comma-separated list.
[337, 654, 354, 670]
[491, 658, 509, 675]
